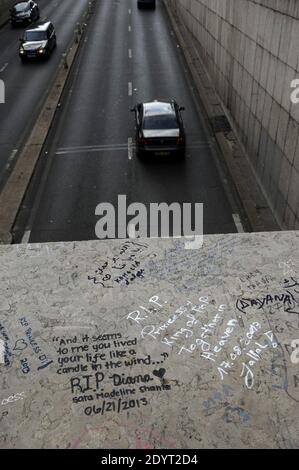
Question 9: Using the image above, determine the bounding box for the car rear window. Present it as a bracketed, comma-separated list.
[24, 31, 47, 41]
[15, 3, 29, 12]
[143, 114, 178, 130]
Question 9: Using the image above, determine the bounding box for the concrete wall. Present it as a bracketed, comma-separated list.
[0, 0, 15, 26]
[166, 0, 299, 230]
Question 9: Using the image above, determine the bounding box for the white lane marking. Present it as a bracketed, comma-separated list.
[128, 137, 133, 160]
[54, 141, 211, 156]
[128, 223, 136, 239]
[55, 143, 134, 155]
[128, 8, 131, 14]
[5, 149, 18, 170]
[58, 143, 128, 151]
[128, 82, 133, 96]
[0, 338, 5, 364]
[0, 63, 8, 73]
[21, 230, 31, 244]
[128, 48, 132, 59]
[232, 213, 245, 233]
[128, 25, 131, 32]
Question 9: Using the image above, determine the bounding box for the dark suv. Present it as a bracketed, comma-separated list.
[19, 22, 56, 61]
[10, 1, 40, 27]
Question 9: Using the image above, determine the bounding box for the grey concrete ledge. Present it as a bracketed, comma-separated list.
[0, 232, 298, 448]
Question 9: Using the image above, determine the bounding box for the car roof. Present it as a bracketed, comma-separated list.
[26, 22, 52, 32]
[143, 100, 176, 116]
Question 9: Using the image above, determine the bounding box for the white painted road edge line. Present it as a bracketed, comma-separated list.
[0, 63, 8, 73]
[128, 82, 133, 96]
[21, 230, 31, 244]
[128, 137, 133, 160]
[5, 149, 18, 170]
[232, 213, 245, 233]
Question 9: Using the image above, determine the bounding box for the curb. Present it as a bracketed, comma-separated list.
[0, 1, 95, 244]
[163, 0, 280, 233]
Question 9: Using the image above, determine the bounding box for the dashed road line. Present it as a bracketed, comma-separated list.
[128, 137, 133, 160]
[0, 63, 8, 73]
[0, 149, 18, 184]
[128, 82, 133, 96]
[5, 149, 18, 170]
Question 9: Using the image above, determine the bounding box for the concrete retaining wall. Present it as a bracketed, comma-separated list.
[166, 0, 299, 229]
[0, 0, 15, 26]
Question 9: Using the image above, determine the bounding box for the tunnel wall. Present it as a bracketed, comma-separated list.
[166, 0, 299, 229]
[0, 0, 15, 26]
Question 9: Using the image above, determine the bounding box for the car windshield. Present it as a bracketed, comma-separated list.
[24, 31, 47, 41]
[15, 3, 29, 12]
[143, 114, 178, 130]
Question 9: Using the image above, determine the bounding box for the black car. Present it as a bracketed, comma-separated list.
[19, 22, 56, 61]
[131, 100, 186, 159]
[137, 0, 156, 9]
[10, 1, 40, 26]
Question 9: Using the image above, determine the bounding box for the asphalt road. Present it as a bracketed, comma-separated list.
[13, 0, 244, 243]
[0, 0, 91, 190]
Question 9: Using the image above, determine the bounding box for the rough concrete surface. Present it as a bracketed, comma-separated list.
[0, 233, 298, 448]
